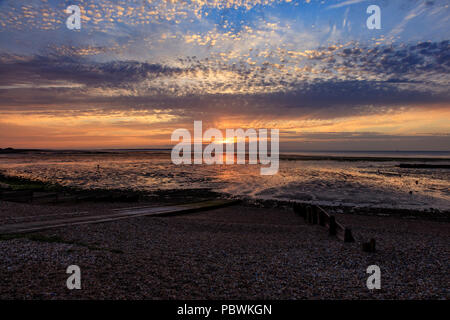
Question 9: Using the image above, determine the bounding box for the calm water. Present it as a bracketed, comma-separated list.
[1, 151, 449, 211]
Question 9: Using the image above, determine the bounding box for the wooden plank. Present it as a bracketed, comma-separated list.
[0, 199, 238, 235]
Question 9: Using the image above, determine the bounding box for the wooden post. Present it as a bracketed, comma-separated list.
[306, 206, 312, 223]
[329, 215, 337, 236]
[317, 207, 325, 226]
[312, 206, 318, 224]
[362, 238, 376, 252]
[343, 228, 354, 242]
[293, 203, 305, 218]
[300, 205, 306, 218]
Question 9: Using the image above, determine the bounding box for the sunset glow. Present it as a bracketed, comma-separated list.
[0, 0, 449, 150]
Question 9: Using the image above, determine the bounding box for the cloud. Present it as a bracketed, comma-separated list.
[0, 53, 184, 88]
[389, 1, 429, 37]
[0, 38, 448, 121]
[327, 0, 368, 10]
[0, 0, 448, 149]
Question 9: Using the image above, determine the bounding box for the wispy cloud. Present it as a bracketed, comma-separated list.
[0, 0, 448, 149]
[327, 0, 368, 10]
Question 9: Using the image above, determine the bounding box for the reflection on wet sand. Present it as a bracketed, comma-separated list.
[0, 151, 449, 211]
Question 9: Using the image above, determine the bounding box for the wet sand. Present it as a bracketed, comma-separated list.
[2, 150, 449, 212]
[0, 201, 448, 299]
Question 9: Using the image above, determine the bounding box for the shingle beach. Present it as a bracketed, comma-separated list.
[0, 201, 448, 299]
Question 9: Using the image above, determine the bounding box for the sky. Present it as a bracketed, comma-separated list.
[0, 0, 449, 150]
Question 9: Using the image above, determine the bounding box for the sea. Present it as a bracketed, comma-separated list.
[0, 150, 449, 211]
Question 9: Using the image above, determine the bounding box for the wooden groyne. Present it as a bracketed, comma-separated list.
[293, 203, 355, 242]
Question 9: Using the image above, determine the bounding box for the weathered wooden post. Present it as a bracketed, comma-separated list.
[362, 238, 376, 252]
[343, 228, 354, 242]
[329, 215, 337, 236]
[317, 206, 325, 226]
[300, 205, 306, 218]
[293, 203, 305, 218]
[306, 206, 312, 223]
[312, 206, 318, 224]
[293, 203, 299, 215]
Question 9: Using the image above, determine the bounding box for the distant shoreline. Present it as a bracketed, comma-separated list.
[1, 148, 449, 162]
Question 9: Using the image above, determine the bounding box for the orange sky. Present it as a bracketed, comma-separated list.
[1, 104, 449, 150]
[1, 1, 449, 150]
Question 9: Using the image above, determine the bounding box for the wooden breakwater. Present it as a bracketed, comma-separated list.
[293, 203, 355, 242]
